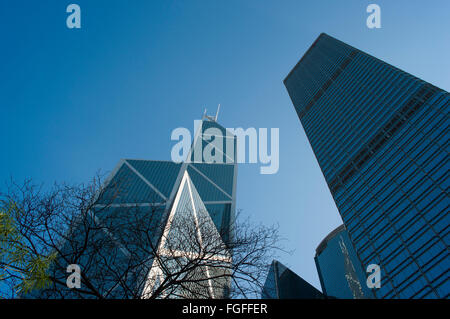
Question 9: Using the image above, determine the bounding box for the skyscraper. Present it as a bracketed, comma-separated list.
[315, 225, 372, 299]
[261, 260, 324, 299]
[284, 33, 449, 298]
[33, 115, 238, 299]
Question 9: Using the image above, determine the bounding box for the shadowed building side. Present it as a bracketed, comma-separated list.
[261, 260, 324, 299]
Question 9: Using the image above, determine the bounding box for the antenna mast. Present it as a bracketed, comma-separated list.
[202, 104, 221, 122]
[215, 104, 220, 122]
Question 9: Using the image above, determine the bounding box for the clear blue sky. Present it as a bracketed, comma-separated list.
[1, 0, 449, 291]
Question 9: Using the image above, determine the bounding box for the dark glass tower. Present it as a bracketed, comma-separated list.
[261, 260, 324, 299]
[284, 33, 449, 298]
[315, 225, 372, 299]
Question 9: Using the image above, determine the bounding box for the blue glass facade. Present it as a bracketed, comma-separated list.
[262, 260, 324, 299]
[98, 118, 237, 298]
[315, 225, 372, 298]
[285, 33, 449, 298]
[32, 117, 237, 298]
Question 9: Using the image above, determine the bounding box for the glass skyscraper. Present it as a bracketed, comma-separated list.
[284, 33, 449, 298]
[32, 116, 237, 299]
[261, 260, 324, 299]
[315, 225, 372, 299]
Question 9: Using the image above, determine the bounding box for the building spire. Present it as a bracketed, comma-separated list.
[202, 104, 221, 122]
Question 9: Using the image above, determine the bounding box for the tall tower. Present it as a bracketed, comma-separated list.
[33, 113, 238, 299]
[100, 115, 238, 298]
[284, 33, 449, 298]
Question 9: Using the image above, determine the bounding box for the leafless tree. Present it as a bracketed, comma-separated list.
[0, 176, 282, 299]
